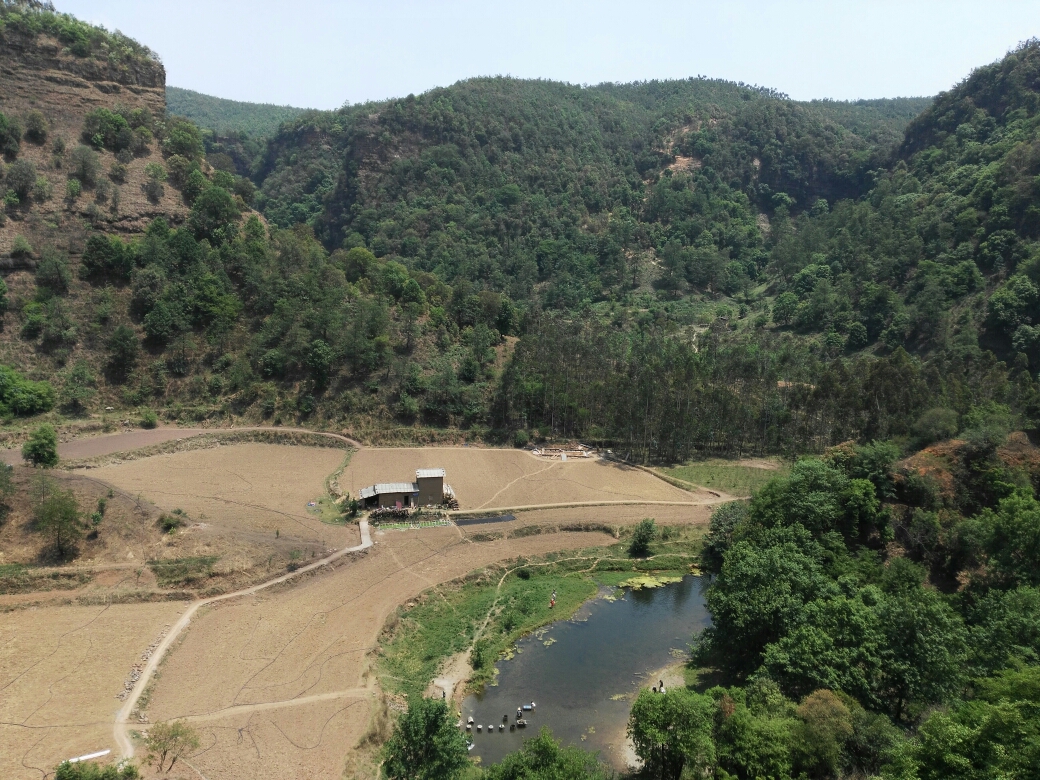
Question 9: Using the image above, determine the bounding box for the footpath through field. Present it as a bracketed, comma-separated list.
[112, 519, 374, 760]
[0, 425, 363, 465]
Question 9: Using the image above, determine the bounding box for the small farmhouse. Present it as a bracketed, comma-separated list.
[358, 468, 452, 508]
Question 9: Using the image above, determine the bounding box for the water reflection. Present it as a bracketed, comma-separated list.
[461, 576, 710, 770]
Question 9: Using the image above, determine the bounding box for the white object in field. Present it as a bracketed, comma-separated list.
[561, 453, 566, 461]
[68, 750, 111, 763]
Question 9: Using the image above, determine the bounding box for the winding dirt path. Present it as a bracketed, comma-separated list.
[0, 425, 362, 466]
[112, 520, 373, 760]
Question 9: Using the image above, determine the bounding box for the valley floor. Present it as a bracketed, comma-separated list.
[0, 428, 723, 779]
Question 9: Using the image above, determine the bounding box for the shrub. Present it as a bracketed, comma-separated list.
[20, 302, 45, 338]
[513, 429, 530, 448]
[130, 126, 152, 155]
[629, 518, 657, 557]
[0, 364, 55, 416]
[35, 247, 71, 295]
[55, 758, 140, 779]
[164, 155, 195, 187]
[158, 514, 182, 533]
[144, 162, 167, 203]
[32, 175, 53, 202]
[82, 108, 131, 151]
[0, 111, 21, 158]
[69, 145, 100, 186]
[181, 168, 207, 204]
[81, 233, 132, 279]
[23, 110, 48, 144]
[188, 185, 239, 243]
[65, 178, 82, 200]
[161, 118, 204, 160]
[11, 234, 33, 259]
[60, 360, 96, 415]
[22, 424, 58, 466]
[107, 324, 139, 381]
[51, 136, 66, 155]
[140, 409, 158, 428]
[6, 158, 36, 199]
[109, 161, 128, 183]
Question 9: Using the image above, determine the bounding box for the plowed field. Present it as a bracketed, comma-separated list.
[0, 602, 187, 779]
[340, 448, 708, 509]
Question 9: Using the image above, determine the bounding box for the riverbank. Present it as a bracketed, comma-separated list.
[377, 525, 706, 704]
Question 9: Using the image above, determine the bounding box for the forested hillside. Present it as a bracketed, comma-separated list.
[3, 0, 1040, 469]
[166, 86, 309, 137]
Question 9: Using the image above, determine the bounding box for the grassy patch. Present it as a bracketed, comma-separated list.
[661, 459, 788, 497]
[0, 564, 90, 594]
[378, 535, 704, 701]
[147, 556, 219, 587]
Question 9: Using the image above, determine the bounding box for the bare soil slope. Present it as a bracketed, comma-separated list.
[341, 448, 704, 510]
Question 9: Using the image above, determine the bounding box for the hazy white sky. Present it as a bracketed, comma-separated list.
[60, 1, 1039, 110]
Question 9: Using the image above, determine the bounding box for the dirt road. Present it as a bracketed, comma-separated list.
[0, 425, 362, 466]
[112, 520, 374, 761]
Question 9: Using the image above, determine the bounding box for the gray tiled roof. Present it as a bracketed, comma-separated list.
[359, 482, 418, 499]
[416, 468, 446, 479]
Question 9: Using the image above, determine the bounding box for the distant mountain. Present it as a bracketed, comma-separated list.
[166, 86, 310, 137]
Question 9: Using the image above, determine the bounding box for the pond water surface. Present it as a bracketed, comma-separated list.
[461, 575, 710, 770]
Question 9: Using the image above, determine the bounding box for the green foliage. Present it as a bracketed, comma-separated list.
[484, 727, 608, 780]
[22, 423, 58, 466]
[82, 108, 131, 151]
[147, 555, 217, 586]
[166, 86, 308, 137]
[31, 475, 80, 557]
[0, 364, 55, 416]
[81, 233, 132, 279]
[60, 360, 95, 414]
[188, 184, 239, 243]
[162, 117, 204, 160]
[380, 697, 469, 780]
[0, 110, 21, 158]
[145, 720, 200, 774]
[6, 157, 35, 198]
[140, 408, 158, 428]
[628, 688, 716, 779]
[0, 1, 159, 65]
[629, 517, 657, 556]
[55, 760, 139, 780]
[23, 109, 47, 144]
[68, 144, 99, 186]
[10, 233, 33, 257]
[35, 246, 71, 296]
[106, 324, 138, 382]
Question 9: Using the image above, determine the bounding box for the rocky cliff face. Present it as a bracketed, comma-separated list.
[0, 26, 188, 260]
[0, 26, 165, 140]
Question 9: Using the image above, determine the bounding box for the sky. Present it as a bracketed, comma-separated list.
[60, 1, 1040, 110]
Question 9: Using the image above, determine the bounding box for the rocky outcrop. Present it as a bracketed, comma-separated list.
[0, 27, 165, 140]
[0, 27, 187, 256]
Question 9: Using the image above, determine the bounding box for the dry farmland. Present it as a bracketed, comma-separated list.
[0, 433, 729, 780]
[85, 442, 360, 562]
[0, 602, 187, 779]
[340, 447, 715, 509]
[143, 526, 615, 780]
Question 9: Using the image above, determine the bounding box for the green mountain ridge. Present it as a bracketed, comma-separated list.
[165, 85, 310, 137]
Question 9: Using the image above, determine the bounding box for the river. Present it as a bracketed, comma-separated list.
[461, 575, 710, 770]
